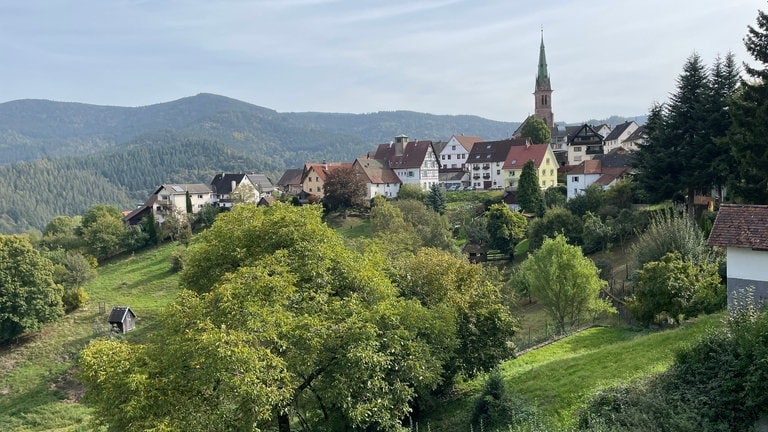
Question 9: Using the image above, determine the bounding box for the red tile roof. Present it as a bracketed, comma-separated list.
[467, 137, 529, 164]
[707, 204, 768, 250]
[304, 162, 353, 182]
[453, 134, 483, 151]
[502, 143, 550, 170]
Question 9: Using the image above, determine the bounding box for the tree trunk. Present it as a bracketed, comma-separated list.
[277, 411, 291, 432]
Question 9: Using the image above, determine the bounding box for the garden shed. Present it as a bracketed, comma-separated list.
[108, 306, 137, 333]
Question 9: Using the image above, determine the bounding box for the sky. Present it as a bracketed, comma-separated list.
[0, 0, 764, 123]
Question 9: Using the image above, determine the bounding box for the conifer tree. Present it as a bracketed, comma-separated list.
[517, 160, 543, 214]
[728, 5, 768, 203]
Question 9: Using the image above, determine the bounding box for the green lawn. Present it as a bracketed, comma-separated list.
[0, 243, 182, 432]
[423, 312, 723, 430]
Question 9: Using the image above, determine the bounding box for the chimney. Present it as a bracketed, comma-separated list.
[394, 134, 407, 156]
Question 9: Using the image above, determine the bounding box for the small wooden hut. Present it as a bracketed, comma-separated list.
[108, 306, 136, 334]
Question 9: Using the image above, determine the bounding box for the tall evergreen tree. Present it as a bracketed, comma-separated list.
[635, 53, 738, 211]
[517, 160, 543, 214]
[727, 5, 768, 203]
[426, 183, 446, 214]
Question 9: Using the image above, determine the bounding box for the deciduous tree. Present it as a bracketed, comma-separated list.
[485, 203, 527, 256]
[516, 234, 612, 333]
[0, 235, 63, 342]
[520, 117, 551, 144]
[322, 166, 366, 211]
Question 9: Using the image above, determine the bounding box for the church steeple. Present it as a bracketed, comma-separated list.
[534, 28, 554, 128]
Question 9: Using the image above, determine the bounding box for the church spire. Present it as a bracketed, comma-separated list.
[536, 28, 551, 91]
[533, 28, 554, 128]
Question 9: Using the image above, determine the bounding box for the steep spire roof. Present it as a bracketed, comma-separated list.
[536, 29, 551, 91]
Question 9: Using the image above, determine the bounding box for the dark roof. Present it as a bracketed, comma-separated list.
[108, 306, 136, 323]
[277, 169, 303, 186]
[707, 204, 768, 250]
[593, 152, 634, 168]
[467, 137, 529, 163]
[568, 124, 604, 144]
[625, 125, 646, 141]
[210, 173, 246, 195]
[246, 173, 274, 193]
[373, 140, 435, 169]
[604, 121, 636, 141]
[257, 196, 277, 206]
[122, 195, 157, 225]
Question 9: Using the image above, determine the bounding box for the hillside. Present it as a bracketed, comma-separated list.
[0, 94, 520, 233]
[0, 240, 724, 431]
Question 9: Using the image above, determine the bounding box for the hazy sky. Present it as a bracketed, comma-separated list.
[1, 0, 763, 122]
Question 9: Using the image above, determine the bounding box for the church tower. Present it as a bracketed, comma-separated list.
[534, 30, 554, 128]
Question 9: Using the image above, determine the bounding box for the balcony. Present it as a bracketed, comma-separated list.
[482, 164, 491, 170]
[482, 174, 491, 179]
[473, 174, 481, 180]
[586, 145, 604, 155]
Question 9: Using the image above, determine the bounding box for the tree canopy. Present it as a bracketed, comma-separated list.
[517, 160, 543, 214]
[516, 234, 612, 333]
[520, 117, 551, 144]
[81, 203, 515, 431]
[0, 234, 63, 342]
[322, 166, 366, 211]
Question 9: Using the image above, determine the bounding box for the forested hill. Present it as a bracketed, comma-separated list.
[0, 135, 264, 233]
[0, 93, 517, 166]
[0, 93, 518, 233]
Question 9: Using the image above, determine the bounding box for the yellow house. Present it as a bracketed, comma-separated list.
[502, 143, 558, 190]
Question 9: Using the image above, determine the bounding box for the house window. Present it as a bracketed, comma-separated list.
[452, 164, 457, 168]
[308, 177, 312, 182]
[573, 146, 582, 152]
[496, 170, 500, 175]
[573, 176, 579, 182]
[315, 176, 319, 182]
[408, 171, 414, 177]
[441, 155, 445, 160]
[198, 194, 203, 199]
[447, 155, 451, 159]
[550, 169, 554, 176]
[452, 145, 456, 150]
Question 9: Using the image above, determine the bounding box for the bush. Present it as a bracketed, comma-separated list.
[472, 369, 539, 430]
[630, 209, 712, 268]
[62, 286, 88, 313]
[170, 248, 185, 273]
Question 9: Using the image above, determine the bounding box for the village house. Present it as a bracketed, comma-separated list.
[439, 134, 481, 169]
[372, 135, 440, 190]
[565, 151, 633, 200]
[353, 156, 401, 199]
[567, 124, 606, 166]
[277, 168, 304, 195]
[503, 143, 558, 190]
[300, 162, 353, 199]
[603, 121, 639, 153]
[620, 125, 646, 152]
[210, 173, 263, 208]
[707, 204, 768, 308]
[467, 137, 529, 190]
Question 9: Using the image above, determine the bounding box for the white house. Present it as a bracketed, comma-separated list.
[353, 157, 401, 199]
[565, 152, 633, 200]
[153, 183, 215, 223]
[372, 135, 440, 190]
[439, 134, 481, 169]
[603, 121, 639, 153]
[707, 204, 768, 308]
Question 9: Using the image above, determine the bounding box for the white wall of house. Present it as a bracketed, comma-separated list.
[440, 136, 471, 169]
[605, 123, 639, 153]
[154, 186, 214, 223]
[726, 247, 768, 306]
[367, 183, 400, 199]
[566, 173, 600, 200]
[469, 161, 505, 190]
[728, 247, 768, 282]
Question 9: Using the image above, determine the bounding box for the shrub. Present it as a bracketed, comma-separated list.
[170, 248, 185, 273]
[472, 369, 538, 430]
[62, 286, 89, 313]
[630, 209, 712, 268]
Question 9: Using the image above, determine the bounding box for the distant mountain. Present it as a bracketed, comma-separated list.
[0, 94, 520, 233]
